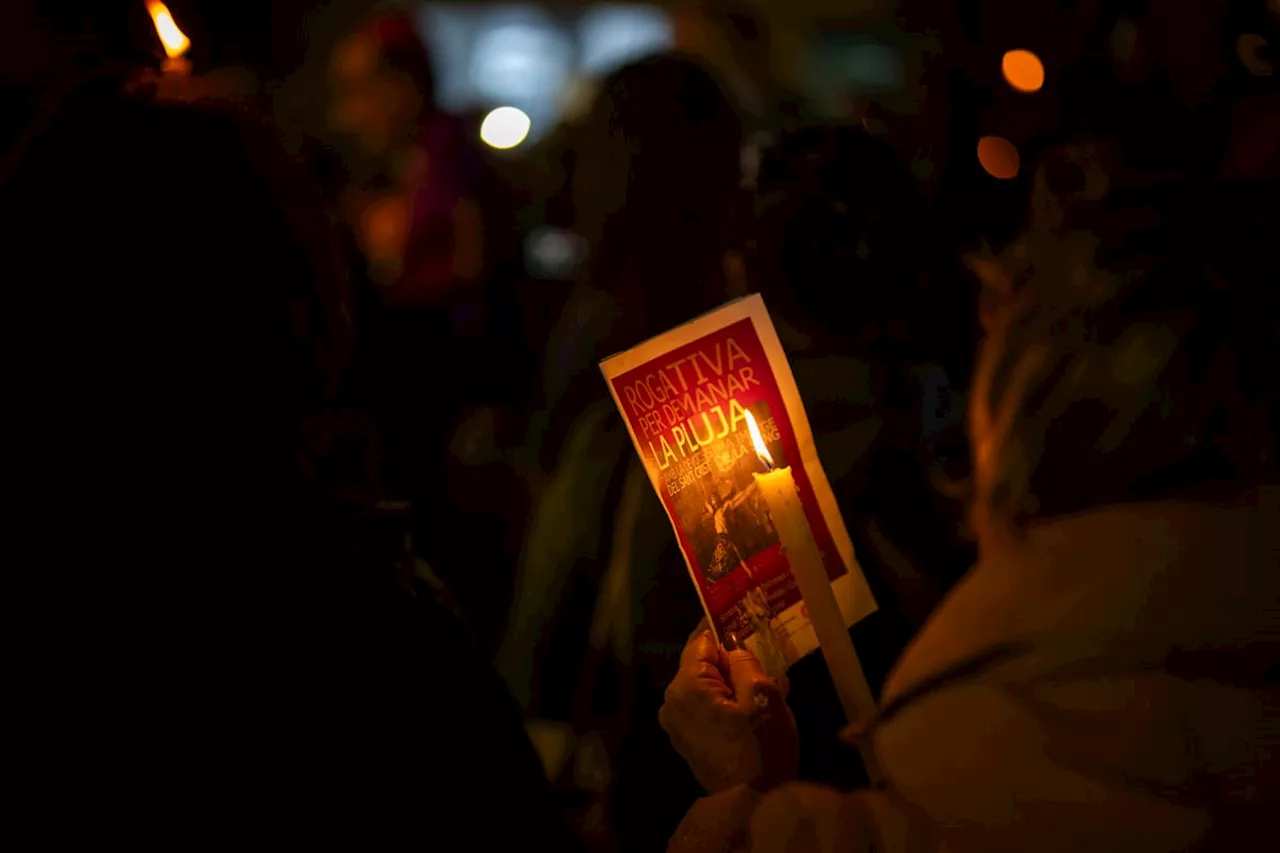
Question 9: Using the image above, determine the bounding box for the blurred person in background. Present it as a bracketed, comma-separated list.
[670, 0, 772, 125]
[499, 51, 744, 849]
[327, 9, 528, 654]
[2, 3, 580, 847]
[328, 9, 483, 304]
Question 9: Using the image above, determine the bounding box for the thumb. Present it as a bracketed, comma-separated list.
[725, 647, 780, 712]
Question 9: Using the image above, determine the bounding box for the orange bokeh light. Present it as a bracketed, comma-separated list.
[977, 136, 1020, 179]
[145, 1, 191, 59]
[1002, 49, 1044, 93]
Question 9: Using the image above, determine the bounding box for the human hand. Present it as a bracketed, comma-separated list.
[659, 630, 798, 794]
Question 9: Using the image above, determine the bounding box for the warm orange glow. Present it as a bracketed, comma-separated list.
[1002, 49, 1045, 93]
[146, 1, 190, 59]
[744, 409, 774, 470]
[978, 136, 1020, 179]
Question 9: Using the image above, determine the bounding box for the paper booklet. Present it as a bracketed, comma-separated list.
[600, 294, 876, 675]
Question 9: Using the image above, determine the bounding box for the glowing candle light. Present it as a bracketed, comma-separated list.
[1001, 49, 1044, 93]
[745, 410, 877, 733]
[978, 135, 1020, 179]
[145, 0, 191, 73]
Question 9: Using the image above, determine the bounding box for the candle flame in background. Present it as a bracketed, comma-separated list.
[145, 0, 191, 59]
[1001, 49, 1044, 93]
[744, 409, 774, 470]
[977, 135, 1020, 179]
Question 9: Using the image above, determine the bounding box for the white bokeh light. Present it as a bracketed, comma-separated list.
[414, 4, 675, 145]
[470, 16, 572, 104]
[578, 5, 673, 74]
[480, 106, 532, 149]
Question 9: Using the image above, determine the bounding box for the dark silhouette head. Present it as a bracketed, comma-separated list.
[577, 52, 741, 234]
[752, 125, 930, 345]
[3, 76, 351, 583]
[573, 52, 743, 343]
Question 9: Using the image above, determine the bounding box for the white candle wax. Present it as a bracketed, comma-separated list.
[753, 464, 876, 728]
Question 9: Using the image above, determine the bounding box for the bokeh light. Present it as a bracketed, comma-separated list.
[1001, 49, 1044, 93]
[470, 19, 572, 104]
[480, 106, 532, 150]
[977, 136, 1020, 179]
[578, 5, 673, 74]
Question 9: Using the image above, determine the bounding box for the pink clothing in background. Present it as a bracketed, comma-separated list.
[386, 114, 483, 309]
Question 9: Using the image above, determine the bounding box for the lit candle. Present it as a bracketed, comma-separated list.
[146, 0, 192, 75]
[745, 410, 877, 732]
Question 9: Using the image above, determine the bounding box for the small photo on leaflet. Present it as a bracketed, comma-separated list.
[679, 401, 783, 586]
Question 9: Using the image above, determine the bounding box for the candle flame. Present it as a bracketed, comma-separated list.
[146, 0, 191, 59]
[744, 409, 775, 470]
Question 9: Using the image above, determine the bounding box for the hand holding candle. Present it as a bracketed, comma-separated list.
[599, 294, 881, 781]
[660, 631, 799, 794]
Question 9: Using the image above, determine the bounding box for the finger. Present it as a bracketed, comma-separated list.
[665, 649, 730, 719]
[693, 660, 724, 684]
[669, 659, 732, 711]
[687, 618, 710, 645]
[725, 647, 783, 713]
[725, 647, 765, 699]
[680, 629, 722, 668]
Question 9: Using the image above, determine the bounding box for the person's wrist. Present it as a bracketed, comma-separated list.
[748, 741, 799, 793]
[752, 689, 799, 793]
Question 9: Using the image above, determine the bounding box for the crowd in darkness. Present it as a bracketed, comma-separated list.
[3, 1, 1277, 850]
